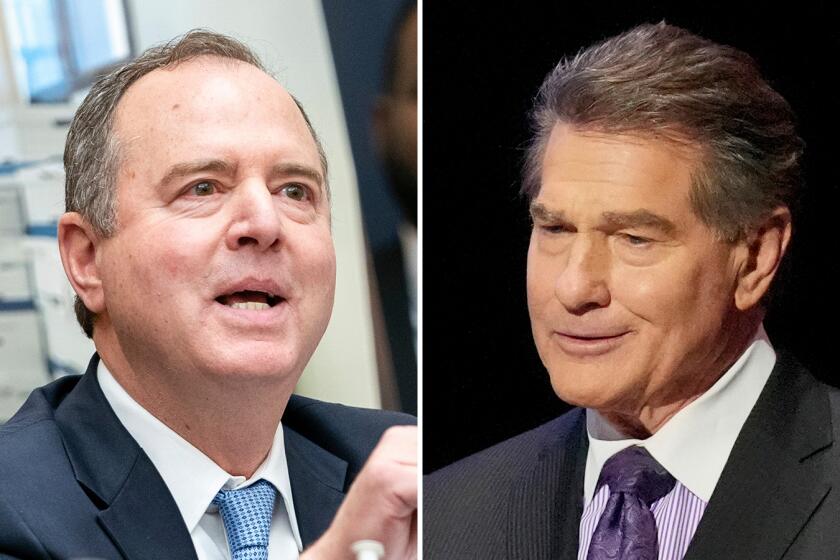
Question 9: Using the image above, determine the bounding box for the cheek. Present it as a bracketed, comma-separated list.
[123, 225, 212, 299]
[614, 269, 682, 320]
[317, 253, 337, 300]
[614, 255, 733, 336]
[526, 245, 555, 322]
[297, 232, 336, 293]
[295, 236, 336, 337]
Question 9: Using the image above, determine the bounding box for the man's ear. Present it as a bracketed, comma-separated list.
[58, 212, 106, 314]
[734, 206, 792, 311]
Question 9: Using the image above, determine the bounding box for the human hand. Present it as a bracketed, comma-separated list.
[301, 425, 417, 560]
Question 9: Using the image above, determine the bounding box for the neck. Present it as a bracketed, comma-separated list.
[94, 327, 294, 477]
[600, 314, 762, 439]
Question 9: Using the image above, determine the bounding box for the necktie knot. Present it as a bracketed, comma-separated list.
[597, 446, 676, 506]
[587, 446, 676, 560]
[213, 479, 277, 560]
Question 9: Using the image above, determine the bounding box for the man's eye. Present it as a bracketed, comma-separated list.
[621, 233, 652, 246]
[539, 224, 570, 235]
[191, 181, 215, 196]
[282, 183, 309, 201]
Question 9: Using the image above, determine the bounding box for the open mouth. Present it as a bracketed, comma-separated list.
[215, 290, 283, 310]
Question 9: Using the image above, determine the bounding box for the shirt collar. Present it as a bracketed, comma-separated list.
[97, 361, 302, 550]
[584, 325, 776, 504]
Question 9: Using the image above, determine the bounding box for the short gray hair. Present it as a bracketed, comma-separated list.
[522, 22, 803, 242]
[64, 29, 329, 338]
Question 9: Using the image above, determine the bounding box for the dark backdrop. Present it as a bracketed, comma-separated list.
[423, 2, 840, 473]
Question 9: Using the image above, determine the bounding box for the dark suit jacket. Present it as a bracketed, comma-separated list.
[424, 353, 840, 559]
[0, 355, 414, 559]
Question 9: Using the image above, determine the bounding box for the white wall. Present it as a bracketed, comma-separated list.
[0, 6, 19, 105]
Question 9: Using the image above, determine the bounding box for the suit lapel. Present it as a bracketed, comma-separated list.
[507, 409, 588, 560]
[283, 424, 348, 547]
[55, 358, 352, 556]
[684, 353, 833, 560]
[54, 355, 197, 560]
[98, 457, 199, 560]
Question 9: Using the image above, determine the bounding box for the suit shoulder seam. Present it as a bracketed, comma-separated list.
[0, 416, 52, 438]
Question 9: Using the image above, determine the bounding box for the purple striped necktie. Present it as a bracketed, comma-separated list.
[586, 446, 676, 560]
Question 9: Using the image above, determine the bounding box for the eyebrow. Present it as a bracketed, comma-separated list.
[529, 203, 676, 234]
[601, 210, 676, 235]
[529, 202, 568, 224]
[157, 159, 235, 188]
[267, 162, 324, 189]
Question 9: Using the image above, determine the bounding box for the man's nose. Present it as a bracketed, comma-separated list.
[224, 181, 284, 251]
[554, 235, 611, 314]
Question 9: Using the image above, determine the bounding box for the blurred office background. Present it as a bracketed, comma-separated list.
[0, 0, 415, 420]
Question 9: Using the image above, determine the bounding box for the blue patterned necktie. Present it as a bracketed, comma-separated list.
[587, 446, 676, 560]
[213, 479, 277, 560]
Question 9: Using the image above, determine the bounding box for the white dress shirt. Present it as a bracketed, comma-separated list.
[98, 361, 303, 559]
[578, 325, 776, 559]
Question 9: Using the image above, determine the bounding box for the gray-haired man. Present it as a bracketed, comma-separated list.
[426, 22, 840, 560]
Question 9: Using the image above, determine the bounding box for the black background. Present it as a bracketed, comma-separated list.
[423, 2, 840, 473]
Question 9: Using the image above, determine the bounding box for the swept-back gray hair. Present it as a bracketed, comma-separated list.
[65, 29, 328, 338]
[522, 22, 803, 242]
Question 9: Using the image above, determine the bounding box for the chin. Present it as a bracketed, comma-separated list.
[545, 362, 626, 410]
[202, 344, 305, 382]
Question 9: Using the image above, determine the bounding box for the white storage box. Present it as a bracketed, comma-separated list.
[0, 238, 31, 302]
[26, 236, 94, 377]
[0, 308, 50, 421]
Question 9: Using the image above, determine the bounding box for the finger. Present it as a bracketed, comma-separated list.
[374, 426, 417, 461]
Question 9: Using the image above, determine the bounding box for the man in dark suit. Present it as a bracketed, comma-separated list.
[425, 22, 840, 559]
[0, 30, 416, 559]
